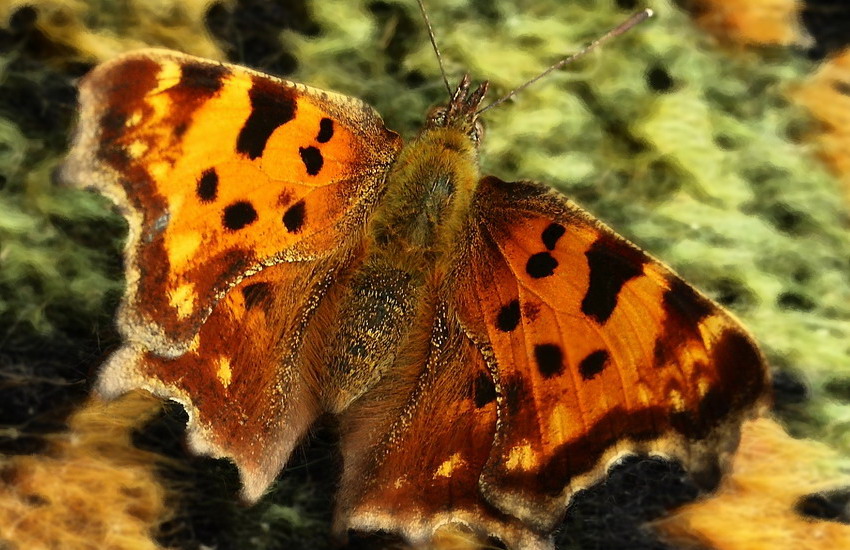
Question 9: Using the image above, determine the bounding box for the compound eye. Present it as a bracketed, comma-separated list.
[427, 106, 448, 126]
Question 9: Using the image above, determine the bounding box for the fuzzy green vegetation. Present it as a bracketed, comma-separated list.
[1, 0, 849, 548]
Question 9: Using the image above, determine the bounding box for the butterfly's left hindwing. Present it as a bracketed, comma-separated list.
[98, 258, 345, 502]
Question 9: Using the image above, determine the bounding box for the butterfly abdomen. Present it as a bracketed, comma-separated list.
[321, 127, 481, 409]
[323, 264, 422, 410]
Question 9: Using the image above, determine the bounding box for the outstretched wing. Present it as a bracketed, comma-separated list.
[333, 176, 769, 548]
[63, 50, 400, 499]
[99, 257, 347, 502]
[63, 49, 401, 355]
[336, 300, 549, 549]
[454, 176, 770, 531]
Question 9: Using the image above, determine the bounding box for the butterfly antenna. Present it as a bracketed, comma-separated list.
[416, 0, 452, 97]
[477, 9, 654, 115]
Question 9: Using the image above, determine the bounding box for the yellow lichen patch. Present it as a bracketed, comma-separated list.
[791, 48, 850, 200]
[0, 391, 170, 550]
[216, 356, 232, 388]
[0, 0, 225, 62]
[169, 282, 196, 319]
[655, 417, 850, 549]
[433, 453, 465, 479]
[505, 442, 537, 471]
[692, 0, 811, 47]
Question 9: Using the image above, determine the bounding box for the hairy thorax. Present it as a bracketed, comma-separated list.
[323, 126, 481, 411]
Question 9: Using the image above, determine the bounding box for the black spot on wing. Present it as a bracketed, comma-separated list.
[242, 282, 271, 310]
[474, 372, 497, 408]
[236, 77, 296, 160]
[654, 278, 717, 368]
[316, 117, 334, 143]
[100, 109, 128, 135]
[534, 344, 563, 378]
[299, 146, 323, 175]
[663, 278, 715, 325]
[711, 329, 767, 408]
[282, 199, 306, 233]
[179, 61, 229, 94]
[503, 378, 526, 415]
[526, 252, 558, 279]
[581, 239, 646, 324]
[496, 299, 521, 332]
[541, 223, 566, 250]
[196, 168, 218, 202]
[653, 339, 672, 368]
[223, 201, 257, 231]
[578, 350, 609, 380]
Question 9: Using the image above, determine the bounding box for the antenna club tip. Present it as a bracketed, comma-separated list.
[644, 8, 655, 18]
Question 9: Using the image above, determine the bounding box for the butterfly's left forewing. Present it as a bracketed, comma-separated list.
[453, 176, 770, 530]
[63, 49, 401, 355]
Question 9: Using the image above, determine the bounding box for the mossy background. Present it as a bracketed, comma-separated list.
[0, 0, 849, 548]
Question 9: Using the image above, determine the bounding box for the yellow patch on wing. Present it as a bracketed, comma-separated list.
[669, 389, 685, 412]
[505, 442, 537, 471]
[127, 110, 143, 127]
[169, 283, 196, 319]
[698, 378, 711, 398]
[216, 357, 232, 388]
[433, 453, 466, 479]
[547, 402, 574, 444]
[169, 231, 202, 264]
[126, 140, 148, 159]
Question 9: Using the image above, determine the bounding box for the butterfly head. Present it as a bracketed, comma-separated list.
[425, 74, 488, 146]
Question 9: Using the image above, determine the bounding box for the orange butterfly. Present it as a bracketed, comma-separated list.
[62, 10, 769, 549]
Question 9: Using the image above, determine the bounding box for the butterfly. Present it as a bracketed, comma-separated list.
[61, 9, 770, 549]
